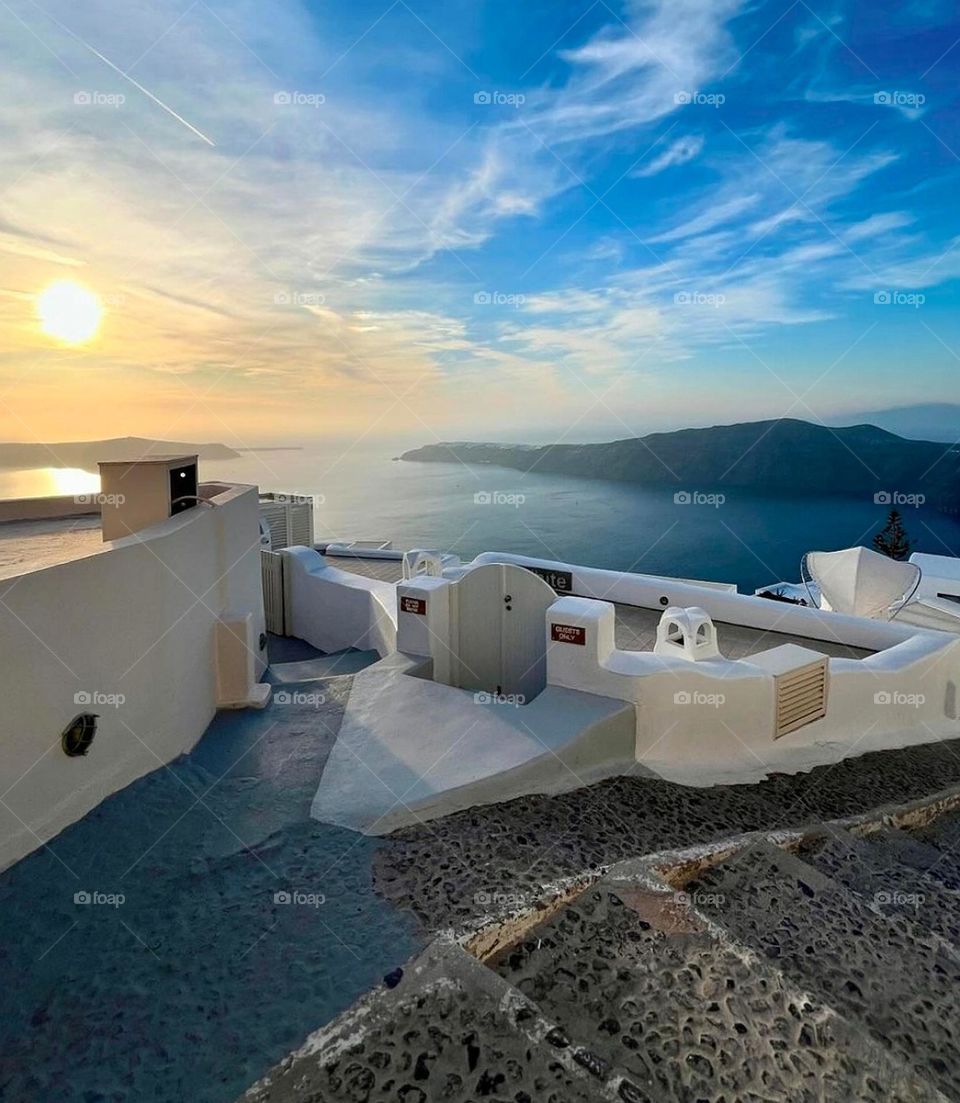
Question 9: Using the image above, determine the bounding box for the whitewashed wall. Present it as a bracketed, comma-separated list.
[472, 550, 920, 652]
[284, 547, 397, 658]
[545, 597, 960, 786]
[0, 484, 265, 871]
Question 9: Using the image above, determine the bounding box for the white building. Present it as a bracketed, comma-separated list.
[0, 460, 267, 871]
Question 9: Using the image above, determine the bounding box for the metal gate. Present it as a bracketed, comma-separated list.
[260, 550, 289, 635]
[453, 563, 555, 701]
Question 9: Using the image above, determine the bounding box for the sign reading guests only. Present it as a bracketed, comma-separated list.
[551, 623, 586, 645]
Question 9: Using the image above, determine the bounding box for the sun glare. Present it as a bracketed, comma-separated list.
[36, 280, 103, 344]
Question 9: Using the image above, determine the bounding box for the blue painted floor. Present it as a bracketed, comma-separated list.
[0, 675, 423, 1102]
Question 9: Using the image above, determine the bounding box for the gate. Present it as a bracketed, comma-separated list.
[453, 563, 555, 701]
[260, 550, 289, 635]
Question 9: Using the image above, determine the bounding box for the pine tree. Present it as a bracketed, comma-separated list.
[873, 509, 913, 560]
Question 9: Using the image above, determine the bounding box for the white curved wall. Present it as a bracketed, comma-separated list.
[284, 547, 397, 658]
[0, 484, 265, 871]
[472, 550, 921, 652]
[545, 596, 960, 786]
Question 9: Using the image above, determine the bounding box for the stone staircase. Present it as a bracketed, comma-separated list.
[241, 806, 960, 1102]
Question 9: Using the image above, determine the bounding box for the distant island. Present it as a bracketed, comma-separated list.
[0, 437, 240, 472]
[401, 419, 960, 515]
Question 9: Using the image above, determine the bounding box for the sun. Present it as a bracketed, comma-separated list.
[36, 280, 103, 344]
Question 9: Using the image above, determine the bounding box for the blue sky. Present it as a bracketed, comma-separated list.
[1, 0, 959, 445]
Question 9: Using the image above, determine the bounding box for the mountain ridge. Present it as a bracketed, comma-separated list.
[401, 418, 960, 514]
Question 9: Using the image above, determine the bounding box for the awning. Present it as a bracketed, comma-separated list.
[804, 546, 921, 619]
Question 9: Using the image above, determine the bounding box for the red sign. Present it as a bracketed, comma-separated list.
[400, 596, 427, 615]
[551, 623, 586, 645]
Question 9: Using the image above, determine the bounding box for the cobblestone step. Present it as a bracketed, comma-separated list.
[240, 941, 624, 1103]
[686, 840, 960, 1099]
[797, 826, 960, 949]
[487, 867, 941, 1102]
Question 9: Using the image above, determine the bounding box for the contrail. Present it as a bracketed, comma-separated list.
[80, 40, 216, 146]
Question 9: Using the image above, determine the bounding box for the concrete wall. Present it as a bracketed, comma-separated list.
[545, 597, 960, 786]
[0, 495, 100, 523]
[0, 483, 265, 871]
[284, 547, 397, 657]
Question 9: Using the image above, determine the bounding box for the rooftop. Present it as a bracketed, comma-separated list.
[0, 514, 102, 581]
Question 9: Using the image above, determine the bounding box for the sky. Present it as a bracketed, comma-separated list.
[1, 0, 959, 448]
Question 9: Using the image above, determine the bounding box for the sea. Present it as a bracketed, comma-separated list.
[4, 440, 960, 594]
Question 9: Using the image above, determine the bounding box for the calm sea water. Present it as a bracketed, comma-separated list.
[6, 443, 960, 594]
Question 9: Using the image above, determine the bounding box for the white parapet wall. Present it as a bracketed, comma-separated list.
[284, 547, 397, 658]
[0, 483, 266, 871]
[545, 596, 960, 786]
[473, 550, 922, 652]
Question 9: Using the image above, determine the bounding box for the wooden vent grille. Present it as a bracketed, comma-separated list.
[751, 644, 830, 741]
[773, 657, 828, 738]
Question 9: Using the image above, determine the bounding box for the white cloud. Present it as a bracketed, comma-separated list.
[633, 134, 705, 176]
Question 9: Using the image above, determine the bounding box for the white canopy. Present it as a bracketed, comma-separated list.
[805, 546, 921, 620]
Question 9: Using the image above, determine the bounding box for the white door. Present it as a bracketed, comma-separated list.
[454, 564, 555, 701]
